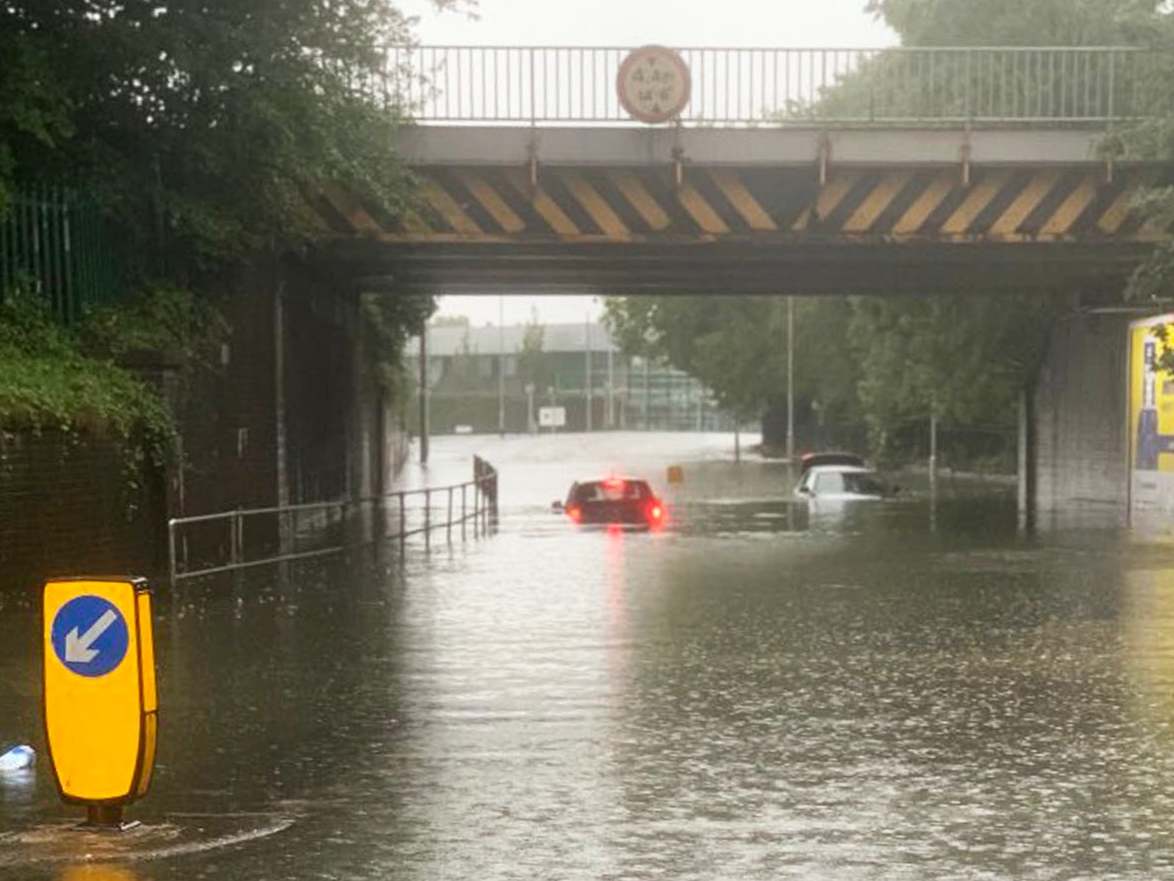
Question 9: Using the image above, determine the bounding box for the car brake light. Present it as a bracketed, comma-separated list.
[649, 502, 664, 522]
[566, 504, 581, 522]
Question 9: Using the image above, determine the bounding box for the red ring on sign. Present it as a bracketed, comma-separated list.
[616, 46, 692, 125]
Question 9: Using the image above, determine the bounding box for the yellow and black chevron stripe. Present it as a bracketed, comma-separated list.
[318, 165, 1170, 243]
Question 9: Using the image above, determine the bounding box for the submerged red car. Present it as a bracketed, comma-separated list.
[555, 477, 666, 528]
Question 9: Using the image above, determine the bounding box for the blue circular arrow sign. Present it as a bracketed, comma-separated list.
[50, 595, 129, 678]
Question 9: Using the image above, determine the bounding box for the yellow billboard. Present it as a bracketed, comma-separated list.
[1130, 315, 1174, 518]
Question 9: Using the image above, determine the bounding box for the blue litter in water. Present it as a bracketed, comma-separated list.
[0, 745, 35, 772]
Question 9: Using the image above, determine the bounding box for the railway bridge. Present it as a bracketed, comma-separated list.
[318, 45, 1172, 297]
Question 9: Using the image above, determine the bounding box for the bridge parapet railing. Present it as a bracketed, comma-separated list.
[378, 45, 1159, 127]
[167, 458, 498, 585]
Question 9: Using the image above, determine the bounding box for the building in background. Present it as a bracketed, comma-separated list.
[406, 321, 732, 434]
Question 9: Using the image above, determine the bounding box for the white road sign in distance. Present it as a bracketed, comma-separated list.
[617, 46, 691, 124]
[539, 407, 567, 428]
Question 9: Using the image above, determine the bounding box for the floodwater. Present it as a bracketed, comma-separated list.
[4, 432, 1174, 880]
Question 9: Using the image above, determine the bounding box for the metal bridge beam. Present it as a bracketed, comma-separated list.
[395, 126, 1109, 169]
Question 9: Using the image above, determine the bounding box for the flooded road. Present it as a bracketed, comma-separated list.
[4, 432, 1174, 880]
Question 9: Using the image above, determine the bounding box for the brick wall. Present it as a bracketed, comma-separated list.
[0, 431, 164, 594]
[1034, 312, 1129, 515]
[1, 256, 414, 591]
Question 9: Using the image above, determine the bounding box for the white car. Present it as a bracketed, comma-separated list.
[794, 464, 891, 501]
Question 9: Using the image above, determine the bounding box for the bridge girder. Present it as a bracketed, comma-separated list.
[315, 127, 1172, 297]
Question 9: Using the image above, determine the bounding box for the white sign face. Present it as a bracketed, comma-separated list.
[617, 46, 691, 124]
[539, 407, 567, 428]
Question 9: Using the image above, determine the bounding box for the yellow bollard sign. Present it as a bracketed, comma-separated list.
[43, 577, 157, 810]
[667, 465, 684, 484]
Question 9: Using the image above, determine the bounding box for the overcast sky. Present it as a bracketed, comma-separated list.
[404, 0, 897, 327]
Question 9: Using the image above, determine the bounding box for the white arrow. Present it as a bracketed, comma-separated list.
[65, 609, 118, 664]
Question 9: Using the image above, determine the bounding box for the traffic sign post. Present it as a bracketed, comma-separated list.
[43, 577, 158, 830]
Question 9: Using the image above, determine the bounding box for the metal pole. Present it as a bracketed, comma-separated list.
[424, 488, 431, 551]
[447, 487, 453, 544]
[462, 484, 467, 539]
[643, 358, 650, 429]
[275, 279, 291, 558]
[606, 344, 614, 429]
[230, 509, 241, 565]
[498, 296, 506, 436]
[929, 404, 938, 487]
[398, 492, 406, 552]
[585, 315, 592, 432]
[786, 295, 795, 462]
[419, 321, 430, 464]
[168, 521, 178, 588]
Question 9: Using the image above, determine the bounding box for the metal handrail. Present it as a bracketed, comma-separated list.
[167, 461, 499, 584]
[377, 45, 1158, 126]
[168, 479, 489, 529]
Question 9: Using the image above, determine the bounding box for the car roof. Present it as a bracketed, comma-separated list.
[800, 452, 866, 472]
[575, 476, 648, 485]
[805, 465, 873, 475]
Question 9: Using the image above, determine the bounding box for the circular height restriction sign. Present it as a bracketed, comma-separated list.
[617, 46, 691, 124]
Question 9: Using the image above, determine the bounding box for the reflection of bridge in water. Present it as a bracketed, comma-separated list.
[317, 46, 1172, 296]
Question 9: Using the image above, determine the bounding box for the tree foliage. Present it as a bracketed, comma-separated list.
[604, 296, 860, 429]
[518, 309, 549, 390]
[0, 0, 466, 280]
[0, 288, 176, 497]
[849, 296, 1060, 456]
[865, 0, 1153, 46]
[1, 0, 458, 448]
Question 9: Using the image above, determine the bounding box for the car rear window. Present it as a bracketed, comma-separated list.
[843, 472, 886, 495]
[573, 480, 651, 502]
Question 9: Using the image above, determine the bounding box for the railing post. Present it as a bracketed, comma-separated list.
[529, 48, 537, 126]
[1107, 50, 1116, 123]
[168, 520, 178, 588]
[424, 488, 431, 551]
[965, 48, 973, 123]
[447, 487, 454, 544]
[398, 492, 406, 552]
[462, 484, 467, 540]
[229, 508, 240, 566]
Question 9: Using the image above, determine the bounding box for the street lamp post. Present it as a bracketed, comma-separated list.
[786, 295, 795, 463]
[419, 320, 429, 465]
[585, 315, 593, 432]
[498, 296, 505, 437]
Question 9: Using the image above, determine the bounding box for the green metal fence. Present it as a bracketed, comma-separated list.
[0, 187, 122, 324]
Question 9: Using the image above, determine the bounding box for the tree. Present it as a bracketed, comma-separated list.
[604, 295, 861, 442]
[1101, 7, 1174, 374]
[444, 330, 480, 391]
[518, 308, 548, 390]
[0, 0, 470, 281]
[865, 0, 1148, 46]
[849, 295, 1060, 458]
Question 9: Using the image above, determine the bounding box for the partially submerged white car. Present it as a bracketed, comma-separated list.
[794, 464, 892, 501]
